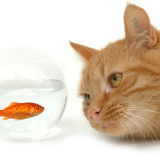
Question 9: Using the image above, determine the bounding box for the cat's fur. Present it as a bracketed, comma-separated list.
[70, 4, 160, 140]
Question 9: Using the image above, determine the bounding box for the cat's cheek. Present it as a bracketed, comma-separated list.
[83, 105, 89, 119]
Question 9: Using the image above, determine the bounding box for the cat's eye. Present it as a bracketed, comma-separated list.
[109, 73, 123, 88]
[84, 93, 91, 103]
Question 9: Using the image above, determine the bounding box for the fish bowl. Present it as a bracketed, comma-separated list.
[0, 50, 67, 140]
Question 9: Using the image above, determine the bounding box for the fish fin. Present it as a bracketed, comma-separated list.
[3, 102, 19, 110]
[2, 117, 10, 120]
[15, 119, 21, 121]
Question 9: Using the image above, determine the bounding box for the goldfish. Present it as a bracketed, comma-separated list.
[0, 102, 44, 120]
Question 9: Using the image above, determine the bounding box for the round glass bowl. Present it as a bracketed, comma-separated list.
[0, 50, 67, 139]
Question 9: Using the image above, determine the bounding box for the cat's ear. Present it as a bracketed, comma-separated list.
[124, 4, 157, 47]
[70, 41, 99, 61]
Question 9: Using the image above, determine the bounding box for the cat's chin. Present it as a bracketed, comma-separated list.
[90, 120, 126, 136]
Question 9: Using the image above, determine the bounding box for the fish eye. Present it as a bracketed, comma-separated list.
[109, 73, 123, 88]
[37, 106, 40, 110]
[84, 93, 91, 104]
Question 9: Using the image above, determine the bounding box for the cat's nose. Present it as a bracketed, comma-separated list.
[88, 108, 101, 120]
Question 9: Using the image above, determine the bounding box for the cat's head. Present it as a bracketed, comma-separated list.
[70, 4, 160, 139]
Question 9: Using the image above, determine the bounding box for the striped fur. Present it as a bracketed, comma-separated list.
[70, 5, 160, 140]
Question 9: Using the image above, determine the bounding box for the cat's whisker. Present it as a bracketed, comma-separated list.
[125, 99, 160, 109]
[114, 116, 130, 141]
[114, 101, 160, 141]
[119, 112, 147, 142]
[114, 109, 136, 142]
[137, 101, 158, 108]
[127, 108, 160, 114]
[123, 100, 160, 114]
[125, 111, 159, 143]
[123, 112, 154, 142]
[115, 115, 133, 141]
[119, 101, 153, 140]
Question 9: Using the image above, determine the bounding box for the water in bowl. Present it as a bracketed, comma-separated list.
[0, 79, 67, 139]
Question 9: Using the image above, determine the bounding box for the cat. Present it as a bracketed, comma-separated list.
[70, 4, 160, 140]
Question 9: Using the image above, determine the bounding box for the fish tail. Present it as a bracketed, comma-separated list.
[0, 110, 5, 116]
[0, 110, 9, 120]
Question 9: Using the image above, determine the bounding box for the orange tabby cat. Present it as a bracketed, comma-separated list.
[70, 4, 160, 140]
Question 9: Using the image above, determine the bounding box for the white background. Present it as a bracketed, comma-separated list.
[0, 0, 160, 160]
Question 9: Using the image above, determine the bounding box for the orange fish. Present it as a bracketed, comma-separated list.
[0, 102, 44, 120]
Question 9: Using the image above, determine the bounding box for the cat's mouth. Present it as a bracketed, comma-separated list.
[101, 122, 119, 127]
[89, 119, 125, 136]
[94, 119, 120, 128]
